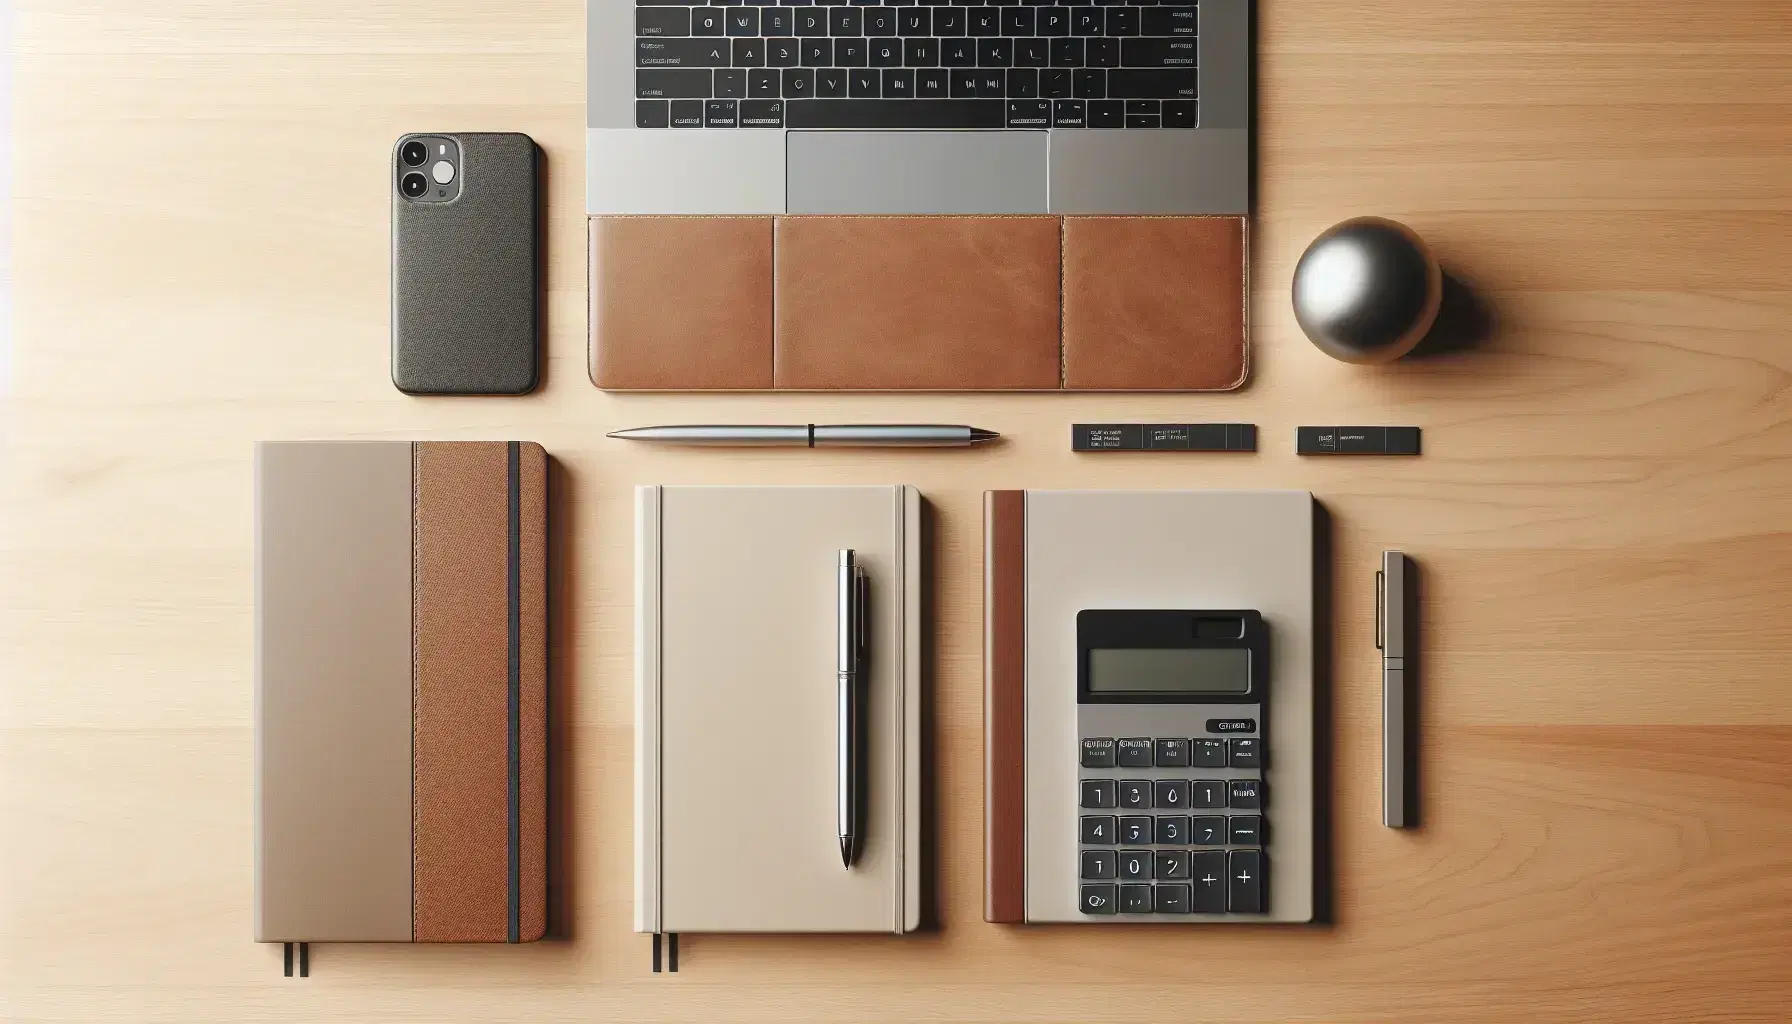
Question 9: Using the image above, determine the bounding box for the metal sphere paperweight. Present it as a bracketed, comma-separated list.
[1292, 217, 1443, 364]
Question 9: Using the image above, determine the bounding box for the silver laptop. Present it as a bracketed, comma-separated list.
[587, 0, 1249, 215]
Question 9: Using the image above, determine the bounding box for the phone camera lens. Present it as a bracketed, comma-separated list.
[401, 140, 429, 166]
[401, 172, 430, 199]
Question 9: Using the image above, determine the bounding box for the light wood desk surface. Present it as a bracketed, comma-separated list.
[8, 1, 1792, 1020]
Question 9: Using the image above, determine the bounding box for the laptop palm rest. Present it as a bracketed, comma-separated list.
[787, 131, 1049, 215]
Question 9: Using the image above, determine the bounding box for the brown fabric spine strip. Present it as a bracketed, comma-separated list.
[413, 442, 512, 942]
[515, 443, 549, 942]
[985, 490, 1027, 923]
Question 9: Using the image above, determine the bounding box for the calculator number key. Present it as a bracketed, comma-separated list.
[1119, 815, 1152, 844]
[1117, 779, 1152, 810]
[1152, 779, 1188, 810]
[1120, 884, 1153, 914]
[1081, 737, 1116, 767]
[1080, 815, 1117, 844]
[1118, 849, 1151, 880]
[1154, 814, 1189, 844]
[1080, 883, 1118, 915]
[1228, 778, 1263, 810]
[1080, 850, 1117, 879]
[1192, 815, 1226, 846]
[1153, 850, 1189, 880]
[1080, 779, 1116, 808]
[1190, 780, 1227, 809]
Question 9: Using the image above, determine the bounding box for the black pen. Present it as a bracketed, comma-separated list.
[610, 424, 998, 447]
[837, 550, 866, 867]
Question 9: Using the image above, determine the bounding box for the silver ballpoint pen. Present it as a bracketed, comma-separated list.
[837, 550, 865, 868]
[609, 424, 998, 447]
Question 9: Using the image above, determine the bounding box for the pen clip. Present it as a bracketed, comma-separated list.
[1375, 569, 1385, 652]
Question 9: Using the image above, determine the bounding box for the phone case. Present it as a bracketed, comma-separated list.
[392, 132, 540, 395]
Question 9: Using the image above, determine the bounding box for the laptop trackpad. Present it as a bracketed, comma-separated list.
[786, 131, 1048, 214]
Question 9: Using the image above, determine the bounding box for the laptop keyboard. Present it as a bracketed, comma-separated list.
[635, 0, 1197, 130]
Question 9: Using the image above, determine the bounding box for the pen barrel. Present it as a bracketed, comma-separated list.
[813, 425, 969, 446]
[838, 670, 858, 839]
[1382, 662, 1406, 827]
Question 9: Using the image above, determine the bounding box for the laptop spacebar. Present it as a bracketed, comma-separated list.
[786, 100, 1005, 130]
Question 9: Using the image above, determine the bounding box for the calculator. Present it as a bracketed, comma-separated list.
[1075, 609, 1267, 919]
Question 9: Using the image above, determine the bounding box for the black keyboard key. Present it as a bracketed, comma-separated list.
[1119, 815, 1151, 844]
[829, 7, 861, 34]
[1105, 7, 1137, 34]
[1153, 738, 1189, 767]
[1107, 68, 1194, 97]
[1006, 66, 1038, 97]
[1154, 814, 1189, 844]
[1140, 5, 1196, 35]
[1228, 850, 1264, 913]
[865, 7, 897, 33]
[1072, 7, 1102, 34]
[1050, 37, 1084, 66]
[976, 70, 1005, 95]
[783, 67, 816, 96]
[1151, 778, 1185, 809]
[1087, 36, 1118, 66]
[1117, 779, 1151, 809]
[1080, 778, 1117, 808]
[637, 7, 691, 36]
[942, 37, 976, 65]
[1117, 848, 1150, 880]
[1080, 883, 1118, 915]
[916, 68, 950, 96]
[883, 67, 916, 96]
[950, 69, 979, 96]
[767, 38, 800, 65]
[669, 99, 704, 127]
[836, 37, 869, 64]
[716, 67, 748, 97]
[1193, 851, 1226, 912]
[1116, 737, 1152, 767]
[1153, 850, 1189, 881]
[692, 8, 725, 35]
[1003, 6, 1034, 35]
[1190, 778, 1225, 808]
[978, 38, 1012, 66]
[1080, 814, 1116, 843]
[748, 68, 781, 95]
[815, 67, 848, 95]
[1192, 737, 1226, 767]
[934, 7, 966, 34]
[870, 37, 902, 65]
[1089, 97, 1123, 126]
[1007, 98, 1049, 124]
[1040, 67, 1071, 97]
[1228, 814, 1262, 846]
[801, 38, 833, 64]
[1038, 8, 1070, 34]
[1228, 736, 1260, 768]
[725, 7, 759, 34]
[732, 37, 766, 64]
[1122, 36, 1196, 66]
[850, 68, 881, 95]
[969, 8, 1000, 35]
[763, 7, 795, 34]
[1016, 37, 1049, 66]
[639, 38, 731, 67]
[637, 68, 713, 98]
[1193, 815, 1225, 845]
[1080, 849, 1117, 879]
[1120, 884, 1153, 914]
[899, 8, 930, 33]
[796, 8, 828, 34]
[1229, 778, 1263, 809]
[1073, 67, 1104, 97]
[904, 37, 938, 64]
[704, 98, 740, 126]
[635, 98, 670, 127]
[1154, 883, 1191, 914]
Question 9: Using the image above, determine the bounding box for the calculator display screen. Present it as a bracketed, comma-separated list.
[1087, 648, 1251, 694]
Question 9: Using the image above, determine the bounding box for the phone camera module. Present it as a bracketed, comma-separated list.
[401, 172, 430, 199]
[401, 139, 429, 166]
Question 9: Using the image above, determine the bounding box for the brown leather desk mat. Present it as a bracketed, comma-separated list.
[589, 215, 1248, 392]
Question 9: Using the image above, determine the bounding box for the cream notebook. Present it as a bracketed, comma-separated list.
[636, 485, 923, 935]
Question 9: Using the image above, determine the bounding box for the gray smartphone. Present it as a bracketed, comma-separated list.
[391, 132, 540, 395]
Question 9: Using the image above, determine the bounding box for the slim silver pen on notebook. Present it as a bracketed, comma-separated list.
[609, 424, 998, 447]
[837, 550, 865, 868]
[1378, 551, 1413, 828]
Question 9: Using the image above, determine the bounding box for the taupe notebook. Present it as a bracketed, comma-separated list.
[254, 441, 548, 954]
[635, 485, 922, 938]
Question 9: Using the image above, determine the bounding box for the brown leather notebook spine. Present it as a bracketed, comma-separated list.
[985, 490, 1027, 923]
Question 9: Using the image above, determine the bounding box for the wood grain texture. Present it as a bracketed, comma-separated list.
[6, 0, 1792, 1019]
